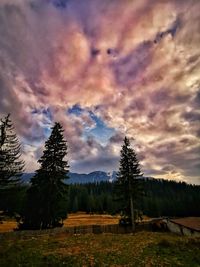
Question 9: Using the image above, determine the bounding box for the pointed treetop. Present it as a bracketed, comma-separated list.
[0, 114, 10, 147]
[124, 136, 130, 145]
[0, 113, 24, 188]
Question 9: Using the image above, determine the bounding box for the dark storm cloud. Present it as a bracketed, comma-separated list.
[109, 132, 124, 144]
[70, 135, 120, 173]
[71, 155, 119, 174]
[50, 0, 69, 9]
[182, 111, 200, 122]
[150, 88, 171, 104]
[111, 41, 152, 87]
[154, 16, 181, 43]
[193, 89, 200, 107]
[125, 97, 146, 114]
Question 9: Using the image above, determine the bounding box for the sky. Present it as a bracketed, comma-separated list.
[0, 0, 199, 184]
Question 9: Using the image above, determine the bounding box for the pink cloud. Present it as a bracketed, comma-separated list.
[0, 0, 199, 184]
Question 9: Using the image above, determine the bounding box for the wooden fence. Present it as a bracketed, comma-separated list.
[0, 222, 152, 239]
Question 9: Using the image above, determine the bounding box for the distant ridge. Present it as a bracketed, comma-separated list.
[21, 171, 118, 184]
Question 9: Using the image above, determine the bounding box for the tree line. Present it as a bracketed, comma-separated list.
[1, 179, 199, 223]
[67, 180, 200, 217]
[0, 114, 199, 231]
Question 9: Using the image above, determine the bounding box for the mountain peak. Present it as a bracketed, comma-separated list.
[22, 171, 117, 184]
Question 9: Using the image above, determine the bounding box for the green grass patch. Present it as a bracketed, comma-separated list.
[0, 232, 199, 266]
[142, 236, 200, 266]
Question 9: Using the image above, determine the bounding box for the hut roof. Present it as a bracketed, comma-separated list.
[170, 217, 200, 232]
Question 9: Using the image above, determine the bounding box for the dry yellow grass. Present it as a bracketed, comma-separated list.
[0, 212, 119, 233]
[64, 212, 119, 227]
[0, 221, 17, 233]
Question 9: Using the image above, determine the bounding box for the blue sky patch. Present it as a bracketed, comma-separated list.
[68, 105, 115, 145]
[68, 104, 83, 116]
[88, 111, 115, 145]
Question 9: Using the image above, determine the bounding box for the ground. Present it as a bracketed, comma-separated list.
[0, 212, 120, 233]
[0, 212, 151, 232]
[0, 231, 200, 266]
[0, 214, 199, 266]
[64, 213, 120, 227]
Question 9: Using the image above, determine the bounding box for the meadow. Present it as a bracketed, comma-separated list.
[0, 212, 119, 233]
[0, 213, 199, 267]
[0, 231, 199, 267]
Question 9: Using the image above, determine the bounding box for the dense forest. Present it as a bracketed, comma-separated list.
[1, 178, 199, 219]
[67, 179, 200, 218]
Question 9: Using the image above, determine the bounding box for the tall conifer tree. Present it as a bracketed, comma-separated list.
[20, 122, 69, 229]
[0, 114, 24, 188]
[115, 136, 143, 231]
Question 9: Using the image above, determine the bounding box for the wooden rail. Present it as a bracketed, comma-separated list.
[0, 222, 152, 239]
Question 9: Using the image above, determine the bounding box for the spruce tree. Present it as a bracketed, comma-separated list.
[20, 122, 69, 229]
[0, 114, 24, 188]
[115, 136, 143, 231]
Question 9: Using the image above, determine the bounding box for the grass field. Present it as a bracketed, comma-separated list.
[0, 220, 17, 233]
[0, 213, 199, 266]
[0, 231, 199, 266]
[0, 213, 120, 233]
[64, 213, 119, 227]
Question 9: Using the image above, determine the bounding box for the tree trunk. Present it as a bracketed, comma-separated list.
[130, 194, 135, 232]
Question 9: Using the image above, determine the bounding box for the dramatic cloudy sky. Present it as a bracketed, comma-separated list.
[0, 0, 199, 184]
